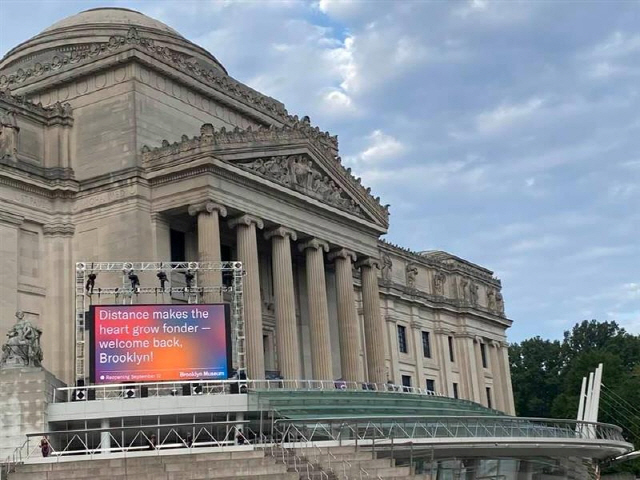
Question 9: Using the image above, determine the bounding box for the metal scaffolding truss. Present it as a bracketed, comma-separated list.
[74, 261, 245, 387]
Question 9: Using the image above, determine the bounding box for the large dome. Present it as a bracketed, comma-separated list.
[42, 7, 181, 36]
[0, 7, 226, 75]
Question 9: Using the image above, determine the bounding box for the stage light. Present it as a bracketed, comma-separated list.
[85, 273, 97, 294]
[157, 271, 168, 290]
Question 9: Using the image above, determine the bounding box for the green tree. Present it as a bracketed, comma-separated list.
[510, 320, 640, 474]
[509, 337, 563, 418]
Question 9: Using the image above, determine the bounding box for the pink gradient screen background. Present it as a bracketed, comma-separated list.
[90, 304, 229, 384]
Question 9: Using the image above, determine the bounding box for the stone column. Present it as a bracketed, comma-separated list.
[0, 212, 21, 341]
[473, 337, 488, 407]
[150, 212, 171, 261]
[228, 214, 265, 380]
[410, 318, 426, 389]
[43, 222, 75, 384]
[328, 248, 362, 382]
[265, 226, 301, 380]
[299, 238, 333, 380]
[435, 326, 453, 397]
[357, 257, 386, 385]
[489, 340, 505, 412]
[500, 342, 516, 414]
[189, 201, 227, 303]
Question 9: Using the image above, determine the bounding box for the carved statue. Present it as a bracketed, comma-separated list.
[433, 271, 447, 296]
[469, 283, 479, 306]
[405, 263, 418, 289]
[1, 311, 43, 368]
[0, 109, 19, 159]
[242, 154, 364, 216]
[487, 290, 496, 311]
[381, 253, 393, 283]
[495, 292, 505, 316]
[459, 278, 470, 301]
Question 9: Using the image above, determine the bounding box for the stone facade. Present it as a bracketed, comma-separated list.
[0, 8, 514, 414]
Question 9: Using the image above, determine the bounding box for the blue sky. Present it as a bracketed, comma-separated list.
[1, 0, 638, 342]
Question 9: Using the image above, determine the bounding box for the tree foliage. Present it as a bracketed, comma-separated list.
[509, 320, 640, 474]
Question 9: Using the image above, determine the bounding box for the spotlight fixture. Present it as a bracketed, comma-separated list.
[157, 270, 168, 290]
[85, 273, 97, 294]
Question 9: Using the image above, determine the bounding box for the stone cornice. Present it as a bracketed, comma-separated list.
[0, 88, 73, 124]
[0, 210, 24, 226]
[327, 248, 357, 263]
[227, 214, 264, 230]
[0, 157, 75, 181]
[187, 200, 227, 218]
[299, 237, 329, 253]
[378, 238, 501, 288]
[42, 222, 75, 236]
[141, 123, 388, 225]
[264, 226, 297, 241]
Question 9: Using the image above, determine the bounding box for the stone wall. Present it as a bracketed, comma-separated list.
[0, 368, 64, 462]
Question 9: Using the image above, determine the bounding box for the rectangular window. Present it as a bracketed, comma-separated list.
[486, 387, 492, 409]
[397, 325, 408, 354]
[448, 336, 455, 362]
[426, 379, 435, 393]
[401, 375, 412, 392]
[421, 331, 431, 358]
[453, 382, 459, 399]
[170, 229, 186, 262]
[480, 343, 488, 368]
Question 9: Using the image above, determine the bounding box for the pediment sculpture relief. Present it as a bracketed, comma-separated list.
[0, 109, 19, 159]
[241, 155, 364, 217]
[1, 311, 43, 368]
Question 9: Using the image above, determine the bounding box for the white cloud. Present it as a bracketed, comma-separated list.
[475, 97, 544, 134]
[591, 31, 640, 58]
[345, 130, 406, 165]
[508, 235, 566, 254]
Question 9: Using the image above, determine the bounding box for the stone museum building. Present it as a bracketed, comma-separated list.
[0, 7, 514, 414]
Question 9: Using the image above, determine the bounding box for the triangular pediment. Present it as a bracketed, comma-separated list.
[234, 153, 372, 220]
[142, 123, 390, 228]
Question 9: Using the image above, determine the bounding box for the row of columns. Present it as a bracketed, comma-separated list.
[187, 201, 385, 383]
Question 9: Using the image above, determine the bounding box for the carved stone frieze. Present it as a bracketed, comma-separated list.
[142, 123, 388, 223]
[0, 89, 73, 122]
[241, 154, 364, 217]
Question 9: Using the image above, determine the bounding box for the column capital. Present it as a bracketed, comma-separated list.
[298, 237, 329, 253]
[43, 223, 75, 237]
[327, 248, 356, 263]
[188, 201, 227, 218]
[228, 214, 264, 230]
[356, 257, 380, 269]
[264, 226, 297, 241]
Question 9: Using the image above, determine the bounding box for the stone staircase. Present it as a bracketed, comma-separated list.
[271, 445, 432, 480]
[7, 449, 298, 480]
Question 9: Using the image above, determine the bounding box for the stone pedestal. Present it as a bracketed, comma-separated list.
[0, 367, 64, 462]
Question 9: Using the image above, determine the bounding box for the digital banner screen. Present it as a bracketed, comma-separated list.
[90, 304, 231, 384]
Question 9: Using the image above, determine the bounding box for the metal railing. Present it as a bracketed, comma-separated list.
[2, 420, 257, 472]
[53, 378, 450, 403]
[273, 415, 628, 445]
